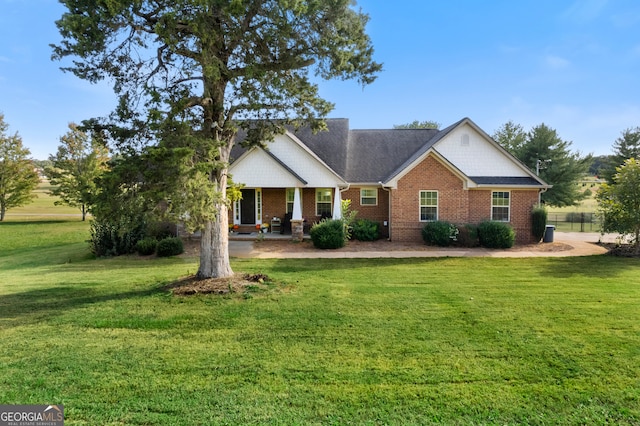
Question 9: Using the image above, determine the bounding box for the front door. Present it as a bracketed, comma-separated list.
[240, 189, 256, 224]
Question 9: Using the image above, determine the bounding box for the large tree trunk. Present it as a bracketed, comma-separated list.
[197, 204, 233, 279]
[196, 168, 234, 279]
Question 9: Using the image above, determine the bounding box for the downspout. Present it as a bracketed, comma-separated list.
[379, 182, 392, 241]
[538, 187, 548, 206]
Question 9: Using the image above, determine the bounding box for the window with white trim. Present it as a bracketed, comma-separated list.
[492, 191, 510, 222]
[360, 188, 378, 206]
[316, 188, 332, 217]
[286, 188, 295, 214]
[419, 190, 438, 222]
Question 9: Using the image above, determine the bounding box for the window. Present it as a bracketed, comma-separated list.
[360, 188, 378, 206]
[286, 188, 295, 214]
[316, 188, 332, 217]
[492, 191, 510, 222]
[419, 191, 438, 221]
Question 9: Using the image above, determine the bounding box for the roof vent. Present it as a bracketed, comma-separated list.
[461, 134, 470, 146]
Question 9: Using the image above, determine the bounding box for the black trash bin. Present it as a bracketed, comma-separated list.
[543, 225, 555, 243]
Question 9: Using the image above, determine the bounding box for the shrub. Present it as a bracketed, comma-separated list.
[422, 220, 457, 247]
[351, 219, 379, 241]
[478, 221, 515, 249]
[531, 207, 548, 242]
[455, 224, 480, 247]
[310, 219, 345, 249]
[156, 237, 184, 257]
[90, 219, 146, 257]
[136, 237, 158, 256]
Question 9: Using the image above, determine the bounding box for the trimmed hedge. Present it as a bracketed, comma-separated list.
[352, 219, 380, 241]
[136, 237, 158, 256]
[310, 219, 345, 249]
[478, 221, 515, 249]
[531, 207, 547, 242]
[422, 220, 456, 247]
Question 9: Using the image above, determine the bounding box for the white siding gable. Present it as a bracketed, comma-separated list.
[230, 133, 344, 188]
[435, 123, 529, 177]
[229, 148, 303, 188]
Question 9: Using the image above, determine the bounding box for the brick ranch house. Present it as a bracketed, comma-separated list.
[228, 117, 550, 244]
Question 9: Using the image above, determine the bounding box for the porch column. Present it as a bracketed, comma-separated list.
[332, 186, 342, 220]
[291, 187, 304, 241]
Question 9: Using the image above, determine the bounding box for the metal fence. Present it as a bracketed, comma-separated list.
[547, 212, 601, 232]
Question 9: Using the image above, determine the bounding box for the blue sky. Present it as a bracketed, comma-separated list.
[1, 0, 640, 159]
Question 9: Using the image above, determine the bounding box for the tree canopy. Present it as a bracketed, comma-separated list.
[596, 158, 640, 253]
[53, 0, 382, 278]
[600, 127, 640, 183]
[492, 121, 526, 156]
[45, 123, 109, 221]
[0, 114, 40, 221]
[393, 120, 440, 129]
[493, 122, 591, 207]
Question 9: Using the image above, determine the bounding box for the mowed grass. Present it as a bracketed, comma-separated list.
[1, 221, 640, 425]
[8, 181, 81, 218]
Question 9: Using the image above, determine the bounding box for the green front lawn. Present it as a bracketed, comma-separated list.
[7, 181, 82, 218]
[1, 220, 639, 425]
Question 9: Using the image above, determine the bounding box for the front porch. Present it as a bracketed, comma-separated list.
[232, 187, 342, 240]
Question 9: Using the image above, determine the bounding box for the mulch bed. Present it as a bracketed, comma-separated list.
[599, 243, 640, 257]
[165, 273, 270, 296]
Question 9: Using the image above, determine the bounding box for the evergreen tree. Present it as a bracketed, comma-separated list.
[53, 0, 382, 278]
[492, 120, 527, 157]
[494, 121, 592, 208]
[601, 127, 640, 183]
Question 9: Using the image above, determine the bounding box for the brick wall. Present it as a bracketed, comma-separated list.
[235, 179, 540, 244]
[261, 188, 286, 224]
[341, 187, 390, 238]
[391, 156, 469, 242]
[510, 190, 539, 244]
[389, 155, 540, 244]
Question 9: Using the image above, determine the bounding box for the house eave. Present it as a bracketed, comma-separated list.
[469, 184, 552, 190]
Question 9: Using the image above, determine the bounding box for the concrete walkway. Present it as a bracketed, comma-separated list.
[229, 232, 619, 259]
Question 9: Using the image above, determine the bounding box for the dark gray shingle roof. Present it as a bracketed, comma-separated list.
[344, 129, 439, 182]
[231, 118, 547, 188]
[469, 176, 543, 186]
